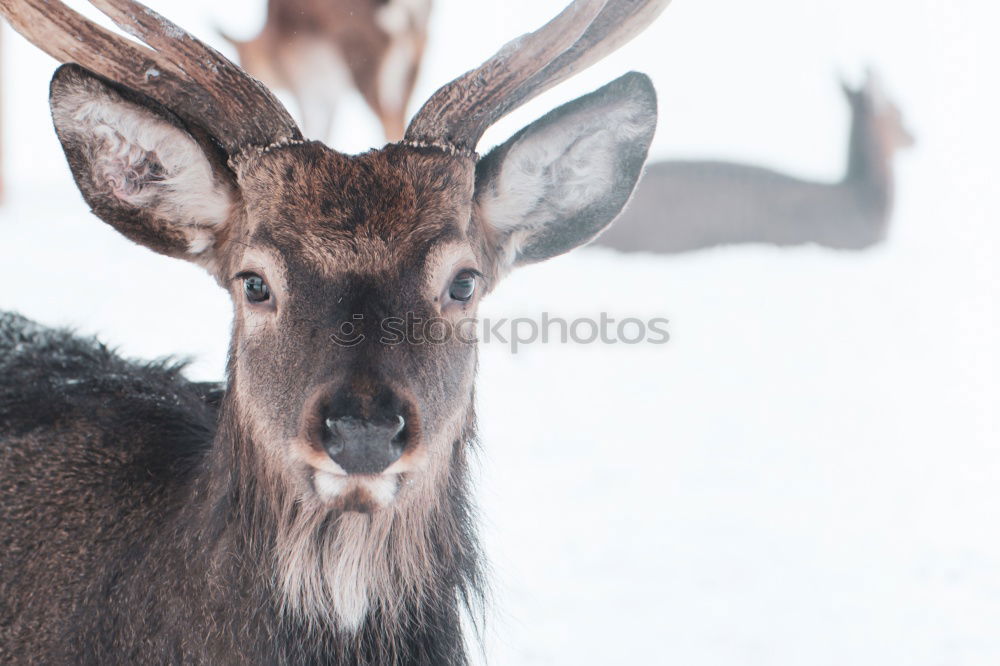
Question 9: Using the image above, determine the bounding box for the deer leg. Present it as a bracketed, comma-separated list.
[283, 39, 350, 143]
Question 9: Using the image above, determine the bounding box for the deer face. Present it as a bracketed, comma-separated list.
[49, 64, 656, 512]
[224, 145, 483, 511]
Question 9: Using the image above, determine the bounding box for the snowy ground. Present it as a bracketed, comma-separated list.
[2, 1, 999, 664]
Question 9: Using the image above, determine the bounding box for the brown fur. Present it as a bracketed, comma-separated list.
[1, 1, 664, 662]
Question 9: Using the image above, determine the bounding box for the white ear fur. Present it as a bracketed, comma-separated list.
[475, 72, 657, 269]
[51, 69, 233, 259]
[479, 121, 643, 233]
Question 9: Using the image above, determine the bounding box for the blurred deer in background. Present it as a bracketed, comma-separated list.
[0, 0, 666, 662]
[221, 0, 431, 142]
[595, 69, 914, 253]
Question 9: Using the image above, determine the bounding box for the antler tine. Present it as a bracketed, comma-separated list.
[90, 0, 302, 151]
[403, 0, 606, 154]
[525, 0, 670, 98]
[404, 0, 669, 156]
[0, 0, 161, 73]
[0, 0, 300, 157]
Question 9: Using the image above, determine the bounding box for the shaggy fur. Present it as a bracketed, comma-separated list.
[0, 311, 484, 664]
[1, 31, 656, 664]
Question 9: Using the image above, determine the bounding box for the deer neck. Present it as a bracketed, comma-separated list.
[169, 392, 484, 662]
[843, 109, 895, 216]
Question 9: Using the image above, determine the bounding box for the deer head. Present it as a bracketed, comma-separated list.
[842, 67, 916, 155]
[2, 0, 664, 630]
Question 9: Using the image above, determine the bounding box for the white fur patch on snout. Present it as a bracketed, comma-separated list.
[312, 472, 399, 507]
[313, 471, 348, 499]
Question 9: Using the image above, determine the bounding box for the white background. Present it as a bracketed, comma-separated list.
[1, 1, 998, 663]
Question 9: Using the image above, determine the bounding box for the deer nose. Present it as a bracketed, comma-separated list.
[321, 414, 406, 475]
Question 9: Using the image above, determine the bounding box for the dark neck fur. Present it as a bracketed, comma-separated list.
[98, 393, 485, 665]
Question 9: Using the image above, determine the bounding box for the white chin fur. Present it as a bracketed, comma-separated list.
[313, 471, 399, 507]
[312, 471, 347, 499]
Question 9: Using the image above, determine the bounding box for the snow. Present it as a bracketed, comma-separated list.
[2, 1, 999, 664]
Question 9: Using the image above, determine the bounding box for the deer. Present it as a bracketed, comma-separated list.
[593, 69, 915, 254]
[220, 0, 433, 142]
[0, 0, 666, 663]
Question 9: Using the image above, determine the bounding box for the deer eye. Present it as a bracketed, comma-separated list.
[242, 274, 271, 303]
[449, 271, 477, 302]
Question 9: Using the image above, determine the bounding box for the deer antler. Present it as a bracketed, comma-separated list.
[404, 0, 670, 155]
[0, 0, 301, 156]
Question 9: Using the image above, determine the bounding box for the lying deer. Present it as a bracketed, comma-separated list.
[0, 0, 666, 663]
[594, 69, 914, 253]
[222, 0, 432, 142]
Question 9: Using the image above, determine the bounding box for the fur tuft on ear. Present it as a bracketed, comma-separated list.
[475, 72, 657, 270]
[49, 64, 235, 267]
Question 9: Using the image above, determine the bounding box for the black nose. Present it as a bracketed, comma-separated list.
[322, 414, 406, 475]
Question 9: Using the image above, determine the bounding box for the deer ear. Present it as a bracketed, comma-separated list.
[474, 72, 656, 269]
[49, 64, 235, 269]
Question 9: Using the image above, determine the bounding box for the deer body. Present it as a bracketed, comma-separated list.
[594, 72, 913, 253]
[0, 316, 474, 664]
[224, 0, 432, 142]
[0, 0, 667, 662]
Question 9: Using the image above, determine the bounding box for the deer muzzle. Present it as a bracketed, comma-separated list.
[322, 415, 406, 475]
[305, 381, 415, 476]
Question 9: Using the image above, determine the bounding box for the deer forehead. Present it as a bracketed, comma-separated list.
[236, 143, 475, 216]
[229, 144, 479, 278]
